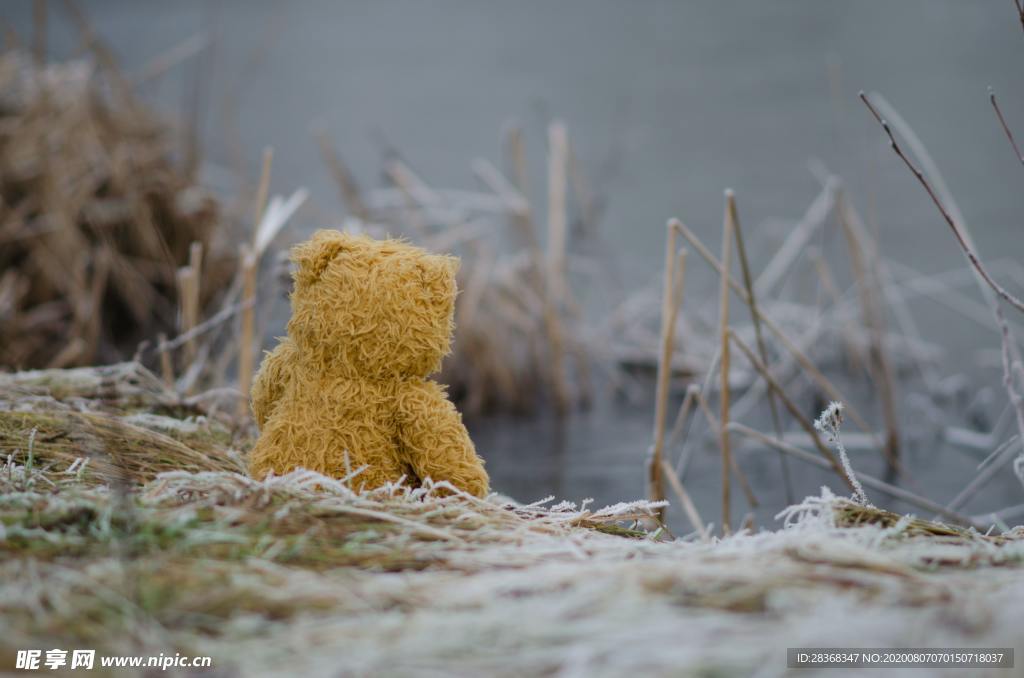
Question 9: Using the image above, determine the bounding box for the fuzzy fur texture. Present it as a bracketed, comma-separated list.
[249, 230, 489, 497]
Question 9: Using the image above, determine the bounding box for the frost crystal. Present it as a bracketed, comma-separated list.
[814, 401, 870, 506]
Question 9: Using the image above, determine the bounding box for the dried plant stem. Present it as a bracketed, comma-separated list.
[316, 132, 370, 222]
[836, 192, 901, 477]
[473, 158, 530, 217]
[862, 90, 1024, 489]
[867, 94, 997, 312]
[668, 384, 698, 473]
[996, 305, 1024, 488]
[728, 422, 978, 528]
[236, 150, 274, 420]
[188, 240, 203, 284]
[186, 243, 204, 374]
[729, 192, 792, 503]
[132, 34, 210, 86]
[728, 330, 855, 492]
[660, 459, 708, 540]
[754, 179, 836, 297]
[545, 121, 571, 414]
[809, 248, 867, 373]
[157, 333, 173, 387]
[648, 220, 686, 515]
[500, 123, 570, 413]
[946, 432, 1021, 513]
[175, 265, 197, 367]
[860, 92, 1024, 315]
[718, 192, 734, 534]
[253, 148, 274, 244]
[547, 121, 569, 294]
[236, 246, 257, 420]
[990, 88, 1024, 170]
[692, 388, 759, 508]
[672, 220, 875, 438]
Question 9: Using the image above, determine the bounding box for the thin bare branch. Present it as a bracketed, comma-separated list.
[860, 91, 1024, 315]
[989, 88, 1024, 170]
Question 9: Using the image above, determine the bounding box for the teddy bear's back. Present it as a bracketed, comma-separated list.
[249, 373, 413, 489]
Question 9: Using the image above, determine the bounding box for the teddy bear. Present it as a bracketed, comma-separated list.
[248, 229, 489, 497]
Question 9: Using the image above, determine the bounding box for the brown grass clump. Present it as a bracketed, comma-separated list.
[0, 50, 236, 370]
[0, 362, 246, 485]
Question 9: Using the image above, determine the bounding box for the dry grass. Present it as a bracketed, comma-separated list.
[1, 446, 1022, 676]
[2, 9, 1024, 673]
[1, 363, 1023, 678]
[0, 49, 237, 370]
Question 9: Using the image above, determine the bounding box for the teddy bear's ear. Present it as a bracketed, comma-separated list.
[416, 254, 460, 287]
[442, 255, 460, 277]
[291, 230, 350, 286]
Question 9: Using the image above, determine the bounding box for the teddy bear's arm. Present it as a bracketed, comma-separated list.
[396, 380, 489, 497]
[251, 338, 298, 429]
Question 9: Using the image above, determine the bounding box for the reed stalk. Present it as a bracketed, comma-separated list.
[728, 192, 793, 502]
[545, 121, 571, 414]
[718, 191, 734, 534]
[648, 220, 686, 515]
[672, 219, 876, 438]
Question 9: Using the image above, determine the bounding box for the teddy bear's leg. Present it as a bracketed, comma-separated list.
[396, 380, 489, 497]
[251, 338, 298, 429]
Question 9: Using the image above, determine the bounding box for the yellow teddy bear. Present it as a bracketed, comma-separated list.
[248, 230, 489, 497]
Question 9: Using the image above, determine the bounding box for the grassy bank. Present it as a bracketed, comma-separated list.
[2, 364, 1023, 677]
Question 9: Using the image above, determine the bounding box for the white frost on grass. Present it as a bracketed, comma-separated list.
[5, 468, 1024, 677]
[814, 400, 871, 506]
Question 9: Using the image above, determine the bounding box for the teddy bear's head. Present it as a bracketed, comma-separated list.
[287, 230, 459, 379]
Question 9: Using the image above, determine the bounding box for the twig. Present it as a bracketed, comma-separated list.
[860, 91, 1024, 315]
[989, 88, 1024, 169]
[151, 296, 254, 355]
[868, 94, 997, 312]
